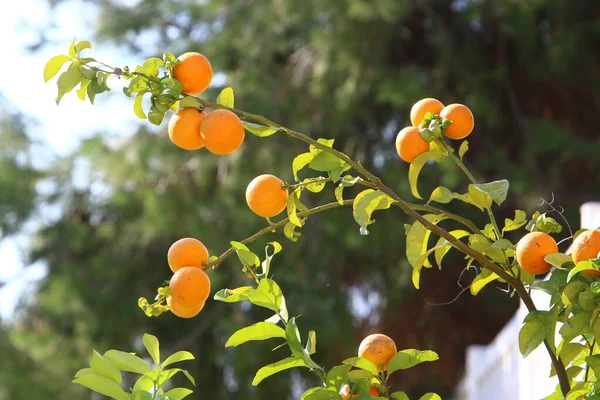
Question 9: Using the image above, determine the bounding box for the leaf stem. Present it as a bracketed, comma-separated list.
[585, 339, 595, 382]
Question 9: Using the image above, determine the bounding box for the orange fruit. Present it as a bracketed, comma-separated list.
[515, 232, 558, 275]
[168, 108, 206, 150]
[358, 333, 397, 371]
[167, 238, 209, 273]
[167, 296, 205, 318]
[200, 110, 245, 155]
[440, 104, 474, 140]
[410, 98, 445, 127]
[395, 126, 430, 163]
[571, 229, 600, 276]
[173, 52, 213, 95]
[169, 266, 211, 308]
[246, 174, 289, 218]
[339, 384, 379, 399]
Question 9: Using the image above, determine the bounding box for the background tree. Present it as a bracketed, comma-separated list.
[1, 0, 600, 398]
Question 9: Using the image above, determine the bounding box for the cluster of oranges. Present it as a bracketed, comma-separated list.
[166, 238, 211, 318]
[165, 175, 289, 318]
[339, 333, 397, 399]
[516, 229, 600, 276]
[395, 98, 474, 163]
[168, 52, 245, 155]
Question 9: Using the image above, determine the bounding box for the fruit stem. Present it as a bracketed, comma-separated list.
[208, 200, 355, 268]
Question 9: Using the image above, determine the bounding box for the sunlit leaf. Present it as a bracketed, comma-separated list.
[408, 148, 445, 199]
[458, 141, 469, 159]
[518, 310, 553, 357]
[352, 189, 394, 231]
[104, 350, 151, 374]
[142, 333, 160, 366]
[213, 286, 254, 303]
[472, 180, 509, 206]
[162, 351, 195, 368]
[387, 349, 439, 374]
[44, 55, 72, 82]
[72, 374, 127, 400]
[243, 122, 279, 137]
[252, 357, 308, 386]
[216, 87, 234, 108]
[225, 322, 285, 347]
[90, 350, 122, 384]
[248, 279, 283, 312]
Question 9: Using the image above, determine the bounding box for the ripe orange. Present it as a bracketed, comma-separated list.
[168, 108, 206, 150]
[167, 238, 209, 273]
[173, 52, 213, 95]
[515, 232, 558, 275]
[571, 229, 600, 276]
[246, 174, 289, 218]
[440, 104, 474, 140]
[200, 110, 245, 155]
[169, 266, 211, 308]
[395, 126, 430, 163]
[358, 333, 397, 371]
[167, 296, 205, 318]
[339, 384, 379, 399]
[410, 98, 445, 127]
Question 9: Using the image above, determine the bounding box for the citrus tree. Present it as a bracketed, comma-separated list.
[45, 40, 600, 399]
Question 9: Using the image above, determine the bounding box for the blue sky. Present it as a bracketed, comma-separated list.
[0, 0, 140, 318]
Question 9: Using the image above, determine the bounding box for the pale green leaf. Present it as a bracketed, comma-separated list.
[503, 210, 527, 233]
[387, 349, 439, 374]
[470, 269, 499, 295]
[519, 311, 553, 357]
[90, 350, 122, 384]
[252, 357, 308, 386]
[178, 96, 200, 108]
[74, 368, 94, 378]
[72, 374, 127, 400]
[162, 351, 195, 368]
[134, 92, 147, 119]
[56, 67, 84, 104]
[163, 388, 193, 400]
[142, 333, 160, 366]
[230, 241, 260, 268]
[216, 87, 234, 108]
[225, 322, 285, 347]
[292, 153, 315, 181]
[213, 286, 253, 303]
[419, 394, 441, 400]
[342, 357, 380, 375]
[406, 214, 447, 288]
[104, 350, 151, 374]
[76, 79, 90, 101]
[243, 122, 279, 137]
[472, 180, 509, 206]
[408, 148, 445, 199]
[247, 279, 283, 312]
[352, 189, 394, 230]
[44, 55, 71, 82]
[133, 375, 154, 391]
[428, 186, 454, 205]
[305, 330, 317, 355]
[75, 40, 92, 55]
[434, 230, 470, 267]
[391, 392, 410, 400]
[300, 387, 341, 400]
[458, 141, 469, 159]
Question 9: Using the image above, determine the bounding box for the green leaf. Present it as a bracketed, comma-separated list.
[213, 286, 254, 303]
[216, 87, 234, 108]
[545, 253, 573, 269]
[68, 38, 76, 57]
[519, 311, 553, 357]
[303, 178, 327, 193]
[458, 141, 469, 159]
[147, 105, 166, 126]
[551, 343, 586, 376]
[252, 357, 308, 385]
[230, 241, 260, 268]
[387, 349, 439, 374]
[162, 351, 195, 368]
[182, 369, 196, 386]
[142, 333, 160, 366]
[140, 57, 164, 76]
[419, 394, 441, 400]
[44, 55, 72, 82]
[74, 368, 95, 378]
[248, 279, 283, 312]
[472, 180, 510, 206]
[503, 210, 527, 232]
[434, 230, 470, 267]
[87, 82, 97, 104]
[428, 186, 454, 205]
[560, 311, 592, 342]
[455, 185, 493, 211]
[225, 322, 285, 347]
[352, 189, 394, 231]
[309, 152, 348, 173]
[90, 350, 122, 384]
[300, 387, 341, 400]
[285, 317, 304, 357]
[292, 153, 315, 181]
[75, 40, 92, 55]
[325, 364, 351, 391]
[72, 373, 127, 400]
[406, 214, 447, 288]
[409, 148, 445, 199]
[305, 330, 317, 355]
[76, 79, 90, 101]
[284, 221, 301, 242]
[492, 239, 514, 250]
[342, 357, 380, 375]
[260, 241, 282, 278]
[133, 375, 154, 391]
[163, 388, 193, 400]
[104, 350, 151, 374]
[569, 260, 600, 281]
[586, 355, 600, 378]
[243, 122, 279, 137]
[56, 66, 84, 104]
[133, 92, 147, 119]
[287, 189, 304, 228]
[335, 186, 344, 205]
[470, 269, 499, 295]
[390, 392, 410, 400]
[179, 96, 200, 109]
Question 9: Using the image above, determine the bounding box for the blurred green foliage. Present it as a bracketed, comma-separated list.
[2, 0, 600, 399]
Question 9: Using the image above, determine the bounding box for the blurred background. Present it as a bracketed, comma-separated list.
[1, 0, 600, 399]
